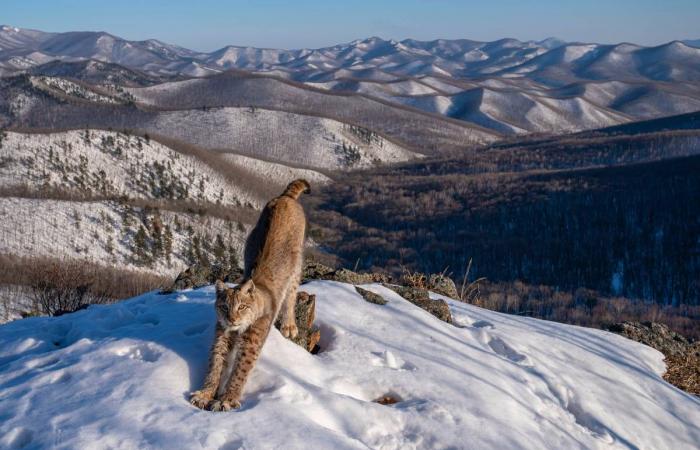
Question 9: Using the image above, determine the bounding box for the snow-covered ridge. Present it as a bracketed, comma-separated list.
[2, 26, 699, 84]
[0, 281, 697, 449]
[221, 153, 331, 185]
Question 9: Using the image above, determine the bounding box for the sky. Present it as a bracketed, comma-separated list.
[3, 0, 699, 51]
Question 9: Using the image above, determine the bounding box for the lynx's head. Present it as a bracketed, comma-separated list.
[215, 279, 262, 332]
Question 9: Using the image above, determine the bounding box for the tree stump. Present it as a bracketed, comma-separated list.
[276, 291, 320, 353]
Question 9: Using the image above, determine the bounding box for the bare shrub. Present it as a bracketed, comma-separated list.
[0, 255, 169, 317]
[400, 264, 428, 290]
[30, 260, 111, 316]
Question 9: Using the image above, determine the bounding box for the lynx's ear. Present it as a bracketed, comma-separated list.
[215, 280, 227, 295]
[240, 279, 256, 294]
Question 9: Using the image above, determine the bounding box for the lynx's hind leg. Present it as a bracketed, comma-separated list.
[280, 277, 299, 339]
[190, 326, 234, 409]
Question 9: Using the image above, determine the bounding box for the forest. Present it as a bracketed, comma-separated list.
[309, 130, 700, 335]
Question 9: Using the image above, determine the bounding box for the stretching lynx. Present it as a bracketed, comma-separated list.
[190, 179, 310, 411]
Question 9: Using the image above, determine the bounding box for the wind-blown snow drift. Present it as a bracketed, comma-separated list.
[0, 281, 698, 449]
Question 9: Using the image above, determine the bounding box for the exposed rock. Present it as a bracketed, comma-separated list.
[276, 291, 320, 353]
[382, 284, 453, 324]
[428, 274, 459, 299]
[355, 286, 387, 305]
[607, 321, 700, 396]
[606, 321, 690, 357]
[302, 261, 390, 284]
[162, 264, 243, 293]
[373, 394, 401, 405]
[302, 261, 335, 282]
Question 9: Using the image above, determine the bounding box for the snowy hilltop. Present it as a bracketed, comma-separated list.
[1, 280, 699, 449]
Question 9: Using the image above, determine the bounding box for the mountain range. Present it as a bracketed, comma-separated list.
[2, 25, 700, 135]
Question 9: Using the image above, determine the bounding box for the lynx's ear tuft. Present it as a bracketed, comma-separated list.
[215, 280, 227, 295]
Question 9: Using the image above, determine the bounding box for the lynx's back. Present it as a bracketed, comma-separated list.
[244, 179, 310, 282]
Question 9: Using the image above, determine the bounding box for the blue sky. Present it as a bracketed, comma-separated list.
[3, 0, 699, 50]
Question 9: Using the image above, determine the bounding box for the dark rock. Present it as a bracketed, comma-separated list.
[428, 274, 459, 299]
[355, 286, 387, 305]
[382, 284, 453, 324]
[162, 264, 243, 293]
[373, 394, 401, 405]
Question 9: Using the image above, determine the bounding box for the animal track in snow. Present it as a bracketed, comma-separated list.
[488, 337, 527, 363]
[46, 370, 73, 385]
[26, 356, 59, 370]
[113, 344, 161, 363]
[472, 320, 494, 329]
[314, 322, 338, 353]
[183, 323, 209, 336]
[370, 350, 417, 371]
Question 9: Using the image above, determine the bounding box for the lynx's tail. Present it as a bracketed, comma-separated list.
[282, 179, 311, 199]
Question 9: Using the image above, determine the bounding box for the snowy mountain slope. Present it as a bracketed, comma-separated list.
[0, 281, 697, 449]
[0, 78, 424, 169]
[0, 197, 247, 278]
[141, 107, 418, 170]
[26, 59, 164, 87]
[396, 87, 634, 134]
[122, 73, 498, 149]
[0, 130, 262, 207]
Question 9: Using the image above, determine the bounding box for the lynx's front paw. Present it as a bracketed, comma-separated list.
[189, 390, 214, 409]
[208, 399, 241, 412]
[281, 322, 299, 339]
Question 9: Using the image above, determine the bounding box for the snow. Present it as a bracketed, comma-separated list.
[1, 281, 698, 449]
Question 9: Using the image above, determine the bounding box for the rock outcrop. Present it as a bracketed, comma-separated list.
[606, 321, 691, 357]
[382, 284, 453, 324]
[302, 261, 390, 284]
[607, 321, 699, 396]
[355, 286, 387, 305]
[427, 274, 459, 299]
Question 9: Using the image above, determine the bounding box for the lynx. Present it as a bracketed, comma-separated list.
[190, 179, 310, 411]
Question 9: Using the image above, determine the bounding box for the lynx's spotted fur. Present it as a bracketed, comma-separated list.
[190, 179, 310, 411]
